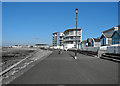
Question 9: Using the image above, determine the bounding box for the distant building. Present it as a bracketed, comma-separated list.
[35, 44, 49, 48]
[81, 38, 100, 48]
[63, 28, 82, 49]
[100, 34, 112, 46]
[59, 34, 64, 49]
[12, 45, 23, 48]
[91, 38, 101, 47]
[87, 38, 92, 47]
[81, 40, 87, 48]
[52, 32, 64, 49]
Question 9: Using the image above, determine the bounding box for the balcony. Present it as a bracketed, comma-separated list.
[64, 34, 81, 38]
[64, 38, 80, 42]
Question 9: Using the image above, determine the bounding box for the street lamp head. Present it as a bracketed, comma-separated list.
[75, 8, 78, 14]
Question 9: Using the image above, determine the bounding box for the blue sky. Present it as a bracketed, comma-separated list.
[2, 2, 118, 46]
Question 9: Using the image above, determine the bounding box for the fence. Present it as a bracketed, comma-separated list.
[80, 47, 99, 52]
[107, 45, 120, 54]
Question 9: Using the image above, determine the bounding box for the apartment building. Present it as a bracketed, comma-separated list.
[52, 28, 82, 49]
[52, 32, 64, 49]
[63, 28, 82, 49]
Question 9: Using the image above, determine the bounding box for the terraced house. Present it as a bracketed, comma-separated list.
[91, 38, 101, 47]
[100, 25, 120, 54]
[100, 25, 120, 46]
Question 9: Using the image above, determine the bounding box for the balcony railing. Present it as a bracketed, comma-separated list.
[64, 34, 81, 37]
[64, 38, 80, 41]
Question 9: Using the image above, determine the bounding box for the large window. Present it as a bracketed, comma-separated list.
[112, 32, 120, 44]
[91, 40, 94, 47]
[101, 36, 106, 46]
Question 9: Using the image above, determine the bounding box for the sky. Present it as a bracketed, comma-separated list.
[2, 2, 118, 46]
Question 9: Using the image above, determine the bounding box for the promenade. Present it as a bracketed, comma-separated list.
[9, 50, 118, 84]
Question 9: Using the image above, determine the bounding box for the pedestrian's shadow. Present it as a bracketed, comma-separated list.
[69, 53, 75, 59]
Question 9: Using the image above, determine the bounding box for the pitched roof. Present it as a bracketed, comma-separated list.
[102, 28, 114, 33]
[87, 38, 92, 42]
[104, 34, 113, 38]
[111, 30, 120, 38]
[93, 38, 100, 42]
[100, 34, 112, 39]
[102, 25, 120, 33]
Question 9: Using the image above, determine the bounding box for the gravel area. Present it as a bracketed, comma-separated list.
[2, 48, 52, 85]
[2, 48, 37, 71]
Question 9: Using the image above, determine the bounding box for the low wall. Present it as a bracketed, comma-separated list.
[107, 46, 120, 54]
[69, 48, 98, 57]
[80, 47, 99, 52]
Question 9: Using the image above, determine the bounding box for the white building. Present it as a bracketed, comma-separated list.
[100, 25, 120, 54]
[52, 32, 64, 49]
[63, 28, 82, 49]
[91, 38, 101, 47]
[100, 26, 116, 46]
[35, 44, 49, 48]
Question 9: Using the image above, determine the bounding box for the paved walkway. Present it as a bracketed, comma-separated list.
[9, 50, 118, 84]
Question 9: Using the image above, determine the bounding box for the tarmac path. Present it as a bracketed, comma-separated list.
[9, 50, 118, 84]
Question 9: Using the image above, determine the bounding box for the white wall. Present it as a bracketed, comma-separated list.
[80, 47, 99, 52]
[106, 38, 112, 46]
[64, 44, 75, 49]
[81, 44, 86, 48]
[94, 42, 101, 47]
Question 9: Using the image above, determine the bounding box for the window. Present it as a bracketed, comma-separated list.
[112, 32, 120, 44]
[101, 36, 106, 46]
[91, 40, 94, 47]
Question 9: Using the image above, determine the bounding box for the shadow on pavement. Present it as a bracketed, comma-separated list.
[69, 53, 75, 59]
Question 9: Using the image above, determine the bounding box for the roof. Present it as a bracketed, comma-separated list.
[87, 38, 92, 42]
[64, 28, 82, 34]
[102, 28, 114, 33]
[92, 38, 100, 42]
[111, 30, 120, 38]
[53, 32, 63, 35]
[100, 34, 112, 39]
[102, 25, 120, 33]
[104, 34, 113, 38]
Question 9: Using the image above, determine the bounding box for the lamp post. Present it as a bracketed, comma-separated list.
[75, 8, 78, 59]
